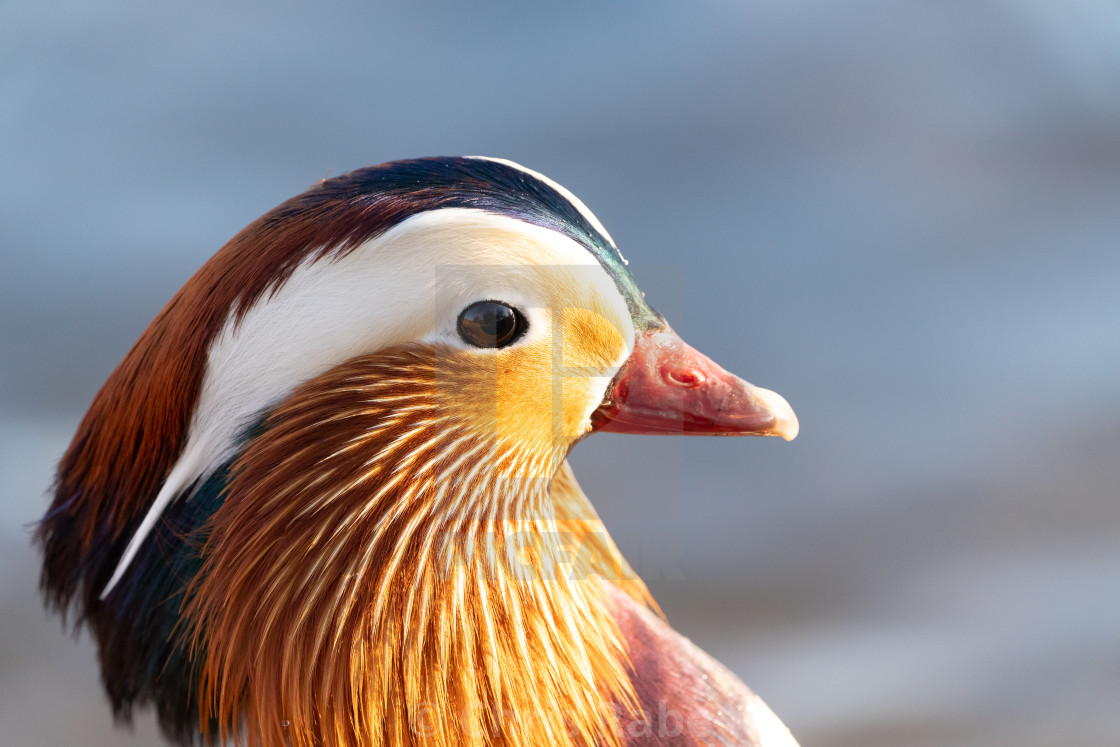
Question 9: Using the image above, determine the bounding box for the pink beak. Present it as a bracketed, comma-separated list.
[590, 327, 799, 440]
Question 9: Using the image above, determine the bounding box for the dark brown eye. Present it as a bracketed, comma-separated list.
[457, 301, 528, 349]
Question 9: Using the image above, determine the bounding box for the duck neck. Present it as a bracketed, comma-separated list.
[182, 349, 641, 747]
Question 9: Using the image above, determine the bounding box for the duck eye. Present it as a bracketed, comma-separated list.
[457, 301, 528, 349]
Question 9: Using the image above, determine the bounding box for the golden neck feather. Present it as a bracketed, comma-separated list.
[183, 345, 653, 746]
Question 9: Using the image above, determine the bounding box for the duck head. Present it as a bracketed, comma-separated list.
[38, 157, 797, 747]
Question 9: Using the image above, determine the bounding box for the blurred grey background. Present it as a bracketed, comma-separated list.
[3, 2, 1120, 745]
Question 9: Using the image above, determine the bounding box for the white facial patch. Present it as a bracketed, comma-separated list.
[101, 208, 635, 596]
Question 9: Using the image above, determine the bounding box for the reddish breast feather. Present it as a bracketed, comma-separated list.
[608, 585, 797, 747]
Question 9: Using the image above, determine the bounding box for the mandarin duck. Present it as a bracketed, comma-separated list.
[38, 157, 800, 747]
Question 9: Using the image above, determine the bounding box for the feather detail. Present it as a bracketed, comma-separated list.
[183, 344, 646, 746]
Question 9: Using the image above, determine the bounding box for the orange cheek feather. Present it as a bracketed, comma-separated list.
[184, 344, 645, 747]
[458, 307, 628, 450]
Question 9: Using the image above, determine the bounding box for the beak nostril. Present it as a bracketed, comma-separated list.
[663, 367, 705, 388]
